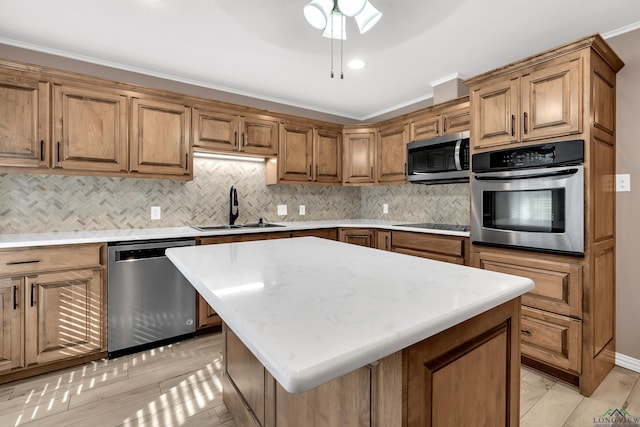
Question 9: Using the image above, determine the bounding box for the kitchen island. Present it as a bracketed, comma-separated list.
[167, 237, 533, 426]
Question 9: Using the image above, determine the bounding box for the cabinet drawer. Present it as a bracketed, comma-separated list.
[476, 252, 582, 318]
[0, 244, 103, 276]
[521, 306, 581, 374]
[391, 231, 466, 259]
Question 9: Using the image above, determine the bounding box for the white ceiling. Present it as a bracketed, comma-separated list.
[1, 0, 639, 122]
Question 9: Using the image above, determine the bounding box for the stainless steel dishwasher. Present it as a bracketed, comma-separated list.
[107, 239, 196, 357]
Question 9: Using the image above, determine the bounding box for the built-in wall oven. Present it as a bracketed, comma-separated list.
[471, 140, 584, 255]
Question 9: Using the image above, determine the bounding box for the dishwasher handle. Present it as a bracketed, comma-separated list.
[110, 239, 196, 262]
[115, 247, 168, 261]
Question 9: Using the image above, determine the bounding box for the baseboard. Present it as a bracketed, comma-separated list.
[615, 352, 640, 373]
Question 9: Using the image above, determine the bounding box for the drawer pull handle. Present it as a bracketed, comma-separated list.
[31, 283, 35, 307]
[521, 329, 532, 336]
[511, 115, 515, 137]
[40, 140, 44, 162]
[6, 260, 40, 266]
[523, 112, 528, 134]
[13, 285, 18, 310]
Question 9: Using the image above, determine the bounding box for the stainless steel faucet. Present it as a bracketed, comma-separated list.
[229, 186, 239, 225]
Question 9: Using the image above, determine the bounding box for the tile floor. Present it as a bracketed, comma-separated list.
[0, 333, 638, 426]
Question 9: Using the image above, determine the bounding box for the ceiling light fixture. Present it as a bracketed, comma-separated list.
[303, 0, 382, 79]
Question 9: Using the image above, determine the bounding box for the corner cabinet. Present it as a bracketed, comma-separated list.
[0, 71, 50, 169]
[343, 128, 376, 184]
[467, 34, 623, 396]
[0, 243, 106, 384]
[130, 97, 192, 177]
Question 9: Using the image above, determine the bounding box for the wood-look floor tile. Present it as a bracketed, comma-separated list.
[589, 366, 639, 406]
[520, 382, 584, 427]
[626, 379, 640, 417]
[0, 387, 14, 401]
[520, 368, 556, 417]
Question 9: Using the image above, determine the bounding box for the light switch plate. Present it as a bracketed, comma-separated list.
[383, 203, 389, 214]
[616, 174, 631, 192]
[299, 205, 306, 215]
[277, 204, 287, 216]
[150, 206, 161, 220]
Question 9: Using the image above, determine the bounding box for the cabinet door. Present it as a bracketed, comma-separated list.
[343, 131, 375, 184]
[314, 128, 342, 183]
[521, 58, 582, 141]
[240, 114, 278, 156]
[278, 123, 313, 182]
[338, 228, 374, 247]
[0, 74, 49, 169]
[377, 124, 408, 184]
[472, 78, 520, 149]
[130, 98, 191, 177]
[391, 231, 467, 265]
[442, 106, 471, 134]
[410, 113, 440, 141]
[53, 84, 128, 172]
[196, 294, 221, 329]
[24, 269, 104, 366]
[0, 277, 23, 373]
[193, 108, 239, 153]
[376, 230, 391, 251]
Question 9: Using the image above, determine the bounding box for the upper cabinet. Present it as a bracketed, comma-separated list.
[0, 72, 49, 169]
[377, 122, 408, 184]
[130, 97, 192, 177]
[469, 55, 582, 150]
[193, 107, 278, 157]
[267, 122, 341, 185]
[343, 128, 376, 185]
[53, 83, 128, 173]
[409, 98, 470, 141]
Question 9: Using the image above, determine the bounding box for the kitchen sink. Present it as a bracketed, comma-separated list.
[192, 223, 285, 231]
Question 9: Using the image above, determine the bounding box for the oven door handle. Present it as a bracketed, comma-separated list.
[474, 168, 579, 181]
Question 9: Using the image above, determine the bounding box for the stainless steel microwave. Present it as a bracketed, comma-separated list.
[406, 131, 470, 184]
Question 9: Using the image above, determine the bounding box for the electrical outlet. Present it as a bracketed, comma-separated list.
[616, 174, 631, 192]
[150, 206, 161, 220]
[299, 205, 306, 215]
[277, 204, 288, 216]
[383, 203, 389, 214]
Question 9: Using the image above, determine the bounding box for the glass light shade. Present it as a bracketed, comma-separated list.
[355, 1, 382, 33]
[337, 0, 367, 17]
[303, 0, 334, 30]
[322, 11, 347, 40]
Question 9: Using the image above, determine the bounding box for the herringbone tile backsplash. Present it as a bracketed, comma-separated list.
[0, 158, 469, 234]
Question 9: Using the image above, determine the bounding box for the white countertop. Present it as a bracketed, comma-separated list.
[166, 237, 533, 393]
[0, 219, 469, 249]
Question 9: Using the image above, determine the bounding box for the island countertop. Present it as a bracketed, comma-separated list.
[166, 237, 533, 393]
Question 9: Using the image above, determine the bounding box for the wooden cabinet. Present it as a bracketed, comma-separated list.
[52, 83, 128, 173]
[0, 243, 105, 383]
[469, 55, 582, 150]
[376, 230, 391, 251]
[338, 228, 375, 247]
[314, 127, 342, 183]
[409, 98, 470, 141]
[377, 123, 408, 184]
[391, 231, 469, 265]
[343, 128, 376, 184]
[276, 122, 313, 182]
[130, 97, 192, 177]
[290, 228, 338, 240]
[0, 72, 49, 169]
[193, 109, 278, 157]
[197, 293, 221, 329]
[472, 249, 583, 373]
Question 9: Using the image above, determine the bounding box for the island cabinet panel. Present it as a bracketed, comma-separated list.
[52, 83, 128, 172]
[0, 72, 50, 169]
[0, 243, 106, 385]
[196, 294, 221, 329]
[391, 231, 468, 265]
[405, 299, 520, 427]
[130, 97, 191, 177]
[0, 277, 23, 374]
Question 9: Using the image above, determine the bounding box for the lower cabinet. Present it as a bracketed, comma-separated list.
[338, 228, 376, 248]
[391, 231, 469, 265]
[0, 244, 106, 383]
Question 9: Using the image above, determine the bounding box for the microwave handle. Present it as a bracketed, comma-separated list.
[474, 168, 579, 181]
[454, 140, 462, 171]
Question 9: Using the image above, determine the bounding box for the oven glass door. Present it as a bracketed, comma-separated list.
[471, 165, 584, 254]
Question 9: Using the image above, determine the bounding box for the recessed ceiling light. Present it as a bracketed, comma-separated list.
[348, 59, 366, 69]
